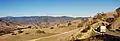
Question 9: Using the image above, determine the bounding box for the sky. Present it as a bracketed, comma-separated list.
[0, 0, 120, 17]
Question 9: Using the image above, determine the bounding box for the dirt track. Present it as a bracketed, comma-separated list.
[28, 28, 82, 41]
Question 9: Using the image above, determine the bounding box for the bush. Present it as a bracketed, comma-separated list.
[11, 33, 16, 35]
[101, 13, 106, 16]
[94, 13, 102, 19]
[18, 30, 24, 34]
[57, 24, 59, 27]
[50, 27, 54, 29]
[36, 30, 45, 34]
[59, 26, 65, 28]
[77, 24, 83, 28]
[27, 26, 32, 28]
[116, 29, 120, 32]
[81, 26, 91, 33]
[0, 31, 4, 33]
[25, 33, 29, 34]
[5, 23, 10, 26]
[106, 24, 112, 29]
[68, 22, 72, 26]
[106, 18, 115, 23]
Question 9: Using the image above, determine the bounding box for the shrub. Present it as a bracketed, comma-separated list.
[106, 24, 112, 29]
[59, 26, 65, 28]
[11, 33, 16, 35]
[116, 29, 120, 32]
[0, 31, 4, 33]
[18, 30, 24, 34]
[68, 22, 72, 26]
[94, 13, 102, 19]
[101, 13, 106, 16]
[17, 28, 25, 30]
[25, 33, 29, 34]
[57, 24, 59, 27]
[106, 18, 115, 23]
[36, 30, 45, 34]
[0, 31, 5, 36]
[81, 26, 91, 33]
[27, 26, 32, 28]
[50, 27, 54, 29]
[77, 24, 83, 28]
[5, 23, 10, 26]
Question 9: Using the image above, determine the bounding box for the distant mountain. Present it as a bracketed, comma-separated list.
[0, 16, 90, 25]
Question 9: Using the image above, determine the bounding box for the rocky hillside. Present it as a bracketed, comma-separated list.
[0, 16, 89, 36]
[0, 19, 32, 36]
[75, 7, 120, 41]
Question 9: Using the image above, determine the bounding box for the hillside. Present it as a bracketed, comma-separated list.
[0, 19, 23, 36]
[0, 16, 89, 41]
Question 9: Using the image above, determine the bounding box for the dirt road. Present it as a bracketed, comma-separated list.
[28, 28, 82, 41]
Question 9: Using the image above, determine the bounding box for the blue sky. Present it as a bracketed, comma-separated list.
[0, 0, 120, 17]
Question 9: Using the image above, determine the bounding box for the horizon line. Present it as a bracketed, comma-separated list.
[0, 15, 92, 18]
